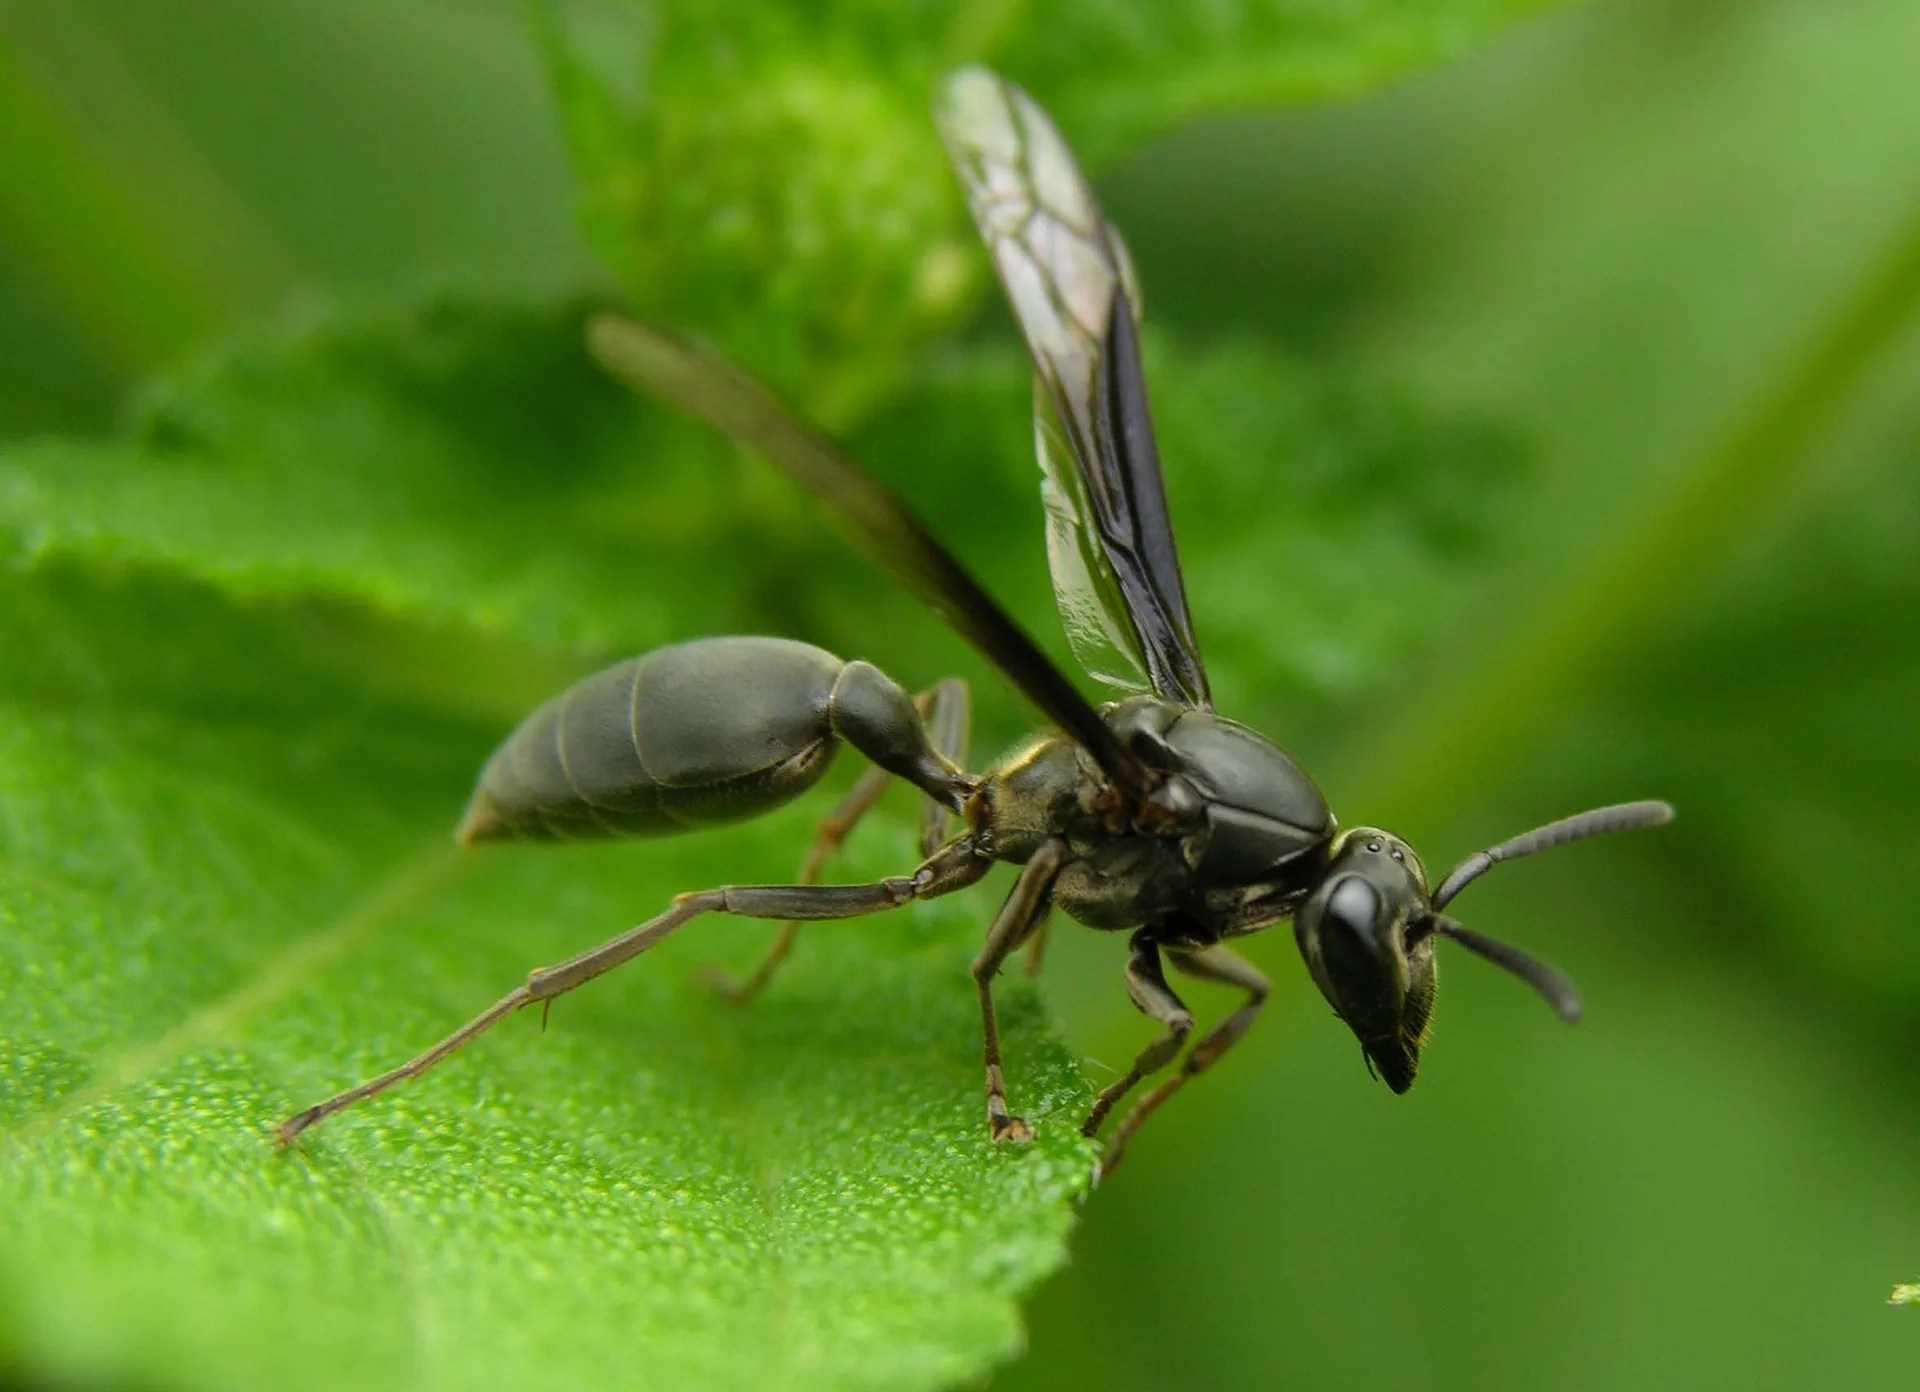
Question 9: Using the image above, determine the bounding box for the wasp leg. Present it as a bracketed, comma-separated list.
[698, 765, 892, 1003]
[1079, 932, 1193, 1140]
[274, 840, 990, 1146]
[1021, 908, 1053, 977]
[704, 679, 973, 1004]
[971, 839, 1067, 1144]
[1093, 945, 1270, 1185]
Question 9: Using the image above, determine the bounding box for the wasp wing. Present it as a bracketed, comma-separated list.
[938, 66, 1211, 710]
[587, 313, 1150, 797]
[1034, 381, 1153, 696]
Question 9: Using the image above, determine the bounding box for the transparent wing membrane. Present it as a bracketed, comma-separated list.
[939, 66, 1211, 709]
[1036, 384, 1156, 691]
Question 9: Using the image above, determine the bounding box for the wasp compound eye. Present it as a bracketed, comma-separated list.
[1320, 875, 1388, 983]
[1298, 874, 1404, 1036]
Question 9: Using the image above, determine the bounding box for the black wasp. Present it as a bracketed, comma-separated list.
[279, 67, 1671, 1181]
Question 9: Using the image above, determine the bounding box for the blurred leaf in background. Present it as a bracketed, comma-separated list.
[534, 0, 1557, 416]
[1001, 0, 1920, 1388]
[0, 1, 1599, 1389]
[0, 0, 594, 434]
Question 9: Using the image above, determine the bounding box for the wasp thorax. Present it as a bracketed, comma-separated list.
[1293, 829, 1437, 1093]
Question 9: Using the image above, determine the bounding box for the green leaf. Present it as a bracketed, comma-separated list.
[0, 6, 1559, 1381]
[532, 0, 1561, 414]
[0, 306, 1095, 1392]
[0, 282, 1525, 1390]
[0, 297, 1523, 727]
[0, 299, 750, 660]
[991, 0, 1568, 159]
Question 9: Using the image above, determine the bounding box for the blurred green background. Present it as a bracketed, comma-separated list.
[3, 0, 1918, 1387]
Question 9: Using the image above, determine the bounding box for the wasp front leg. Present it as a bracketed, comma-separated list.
[1093, 944, 1269, 1184]
[1079, 931, 1193, 1140]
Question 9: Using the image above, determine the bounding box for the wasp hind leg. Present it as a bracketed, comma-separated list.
[701, 676, 973, 1004]
[275, 841, 991, 1146]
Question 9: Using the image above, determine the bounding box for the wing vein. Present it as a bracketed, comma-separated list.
[939, 66, 1211, 709]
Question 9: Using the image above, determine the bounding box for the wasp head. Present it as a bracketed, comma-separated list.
[1293, 829, 1437, 1092]
[1294, 803, 1668, 1093]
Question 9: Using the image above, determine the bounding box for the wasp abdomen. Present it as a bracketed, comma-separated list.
[458, 636, 850, 844]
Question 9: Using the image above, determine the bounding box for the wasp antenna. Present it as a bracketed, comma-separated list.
[1430, 916, 1583, 1023]
[1431, 800, 1673, 910]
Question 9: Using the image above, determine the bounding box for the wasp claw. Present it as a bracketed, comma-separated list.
[992, 1115, 1034, 1144]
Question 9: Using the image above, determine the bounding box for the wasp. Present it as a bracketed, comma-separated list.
[277, 68, 1671, 1181]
